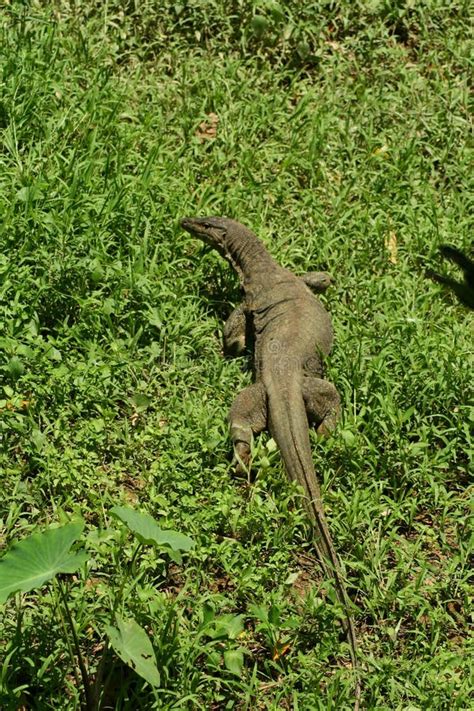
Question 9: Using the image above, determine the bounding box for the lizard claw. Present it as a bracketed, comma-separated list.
[232, 445, 255, 482]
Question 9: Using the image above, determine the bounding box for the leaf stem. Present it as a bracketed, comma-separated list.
[57, 579, 95, 711]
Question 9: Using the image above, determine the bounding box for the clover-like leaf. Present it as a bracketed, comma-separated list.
[105, 615, 160, 687]
[0, 521, 87, 604]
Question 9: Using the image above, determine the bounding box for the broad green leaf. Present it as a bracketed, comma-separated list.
[268, 605, 281, 626]
[7, 356, 24, 379]
[340, 429, 356, 447]
[251, 15, 268, 37]
[266, 438, 277, 453]
[105, 615, 160, 687]
[207, 614, 245, 640]
[165, 548, 183, 566]
[266, 0, 286, 22]
[224, 648, 244, 675]
[110, 506, 194, 552]
[249, 604, 269, 623]
[202, 603, 216, 626]
[0, 521, 87, 604]
[400, 405, 416, 423]
[132, 393, 152, 411]
[17, 185, 44, 202]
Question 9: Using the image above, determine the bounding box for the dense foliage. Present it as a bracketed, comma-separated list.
[0, 1, 472, 708]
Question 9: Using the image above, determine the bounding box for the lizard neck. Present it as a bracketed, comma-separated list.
[222, 228, 280, 291]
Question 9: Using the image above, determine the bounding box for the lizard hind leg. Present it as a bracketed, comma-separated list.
[228, 382, 267, 477]
[301, 271, 333, 292]
[302, 376, 341, 436]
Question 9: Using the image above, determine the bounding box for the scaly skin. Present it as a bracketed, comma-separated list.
[181, 216, 360, 709]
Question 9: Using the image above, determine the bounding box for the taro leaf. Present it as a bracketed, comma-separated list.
[110, 506, 194, 553]
[224, 648, 245, 675]
[105, 615, 160, 687]
[0, 521, 87, 604]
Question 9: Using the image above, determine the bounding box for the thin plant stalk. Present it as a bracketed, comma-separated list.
[57, 580, 95, 711]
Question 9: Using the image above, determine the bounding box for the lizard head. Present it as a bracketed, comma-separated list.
[181, 216, 265, 282]
[180, 216, 233, 252]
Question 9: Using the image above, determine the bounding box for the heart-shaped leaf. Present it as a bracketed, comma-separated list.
[0, 521, 87, 604]
[110, 506, 194, 552]
[105, 615, 160, 687]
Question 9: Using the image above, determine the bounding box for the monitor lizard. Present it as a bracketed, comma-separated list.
[181, 216, 360, 708]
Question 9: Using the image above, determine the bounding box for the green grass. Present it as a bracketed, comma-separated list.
[0, 1, 472, 708]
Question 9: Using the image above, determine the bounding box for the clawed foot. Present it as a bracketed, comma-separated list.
[316, 420, 336, 437]
[232, 443, 255, 482]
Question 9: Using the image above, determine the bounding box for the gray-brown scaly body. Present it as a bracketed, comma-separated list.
[181, 216, 360, 709]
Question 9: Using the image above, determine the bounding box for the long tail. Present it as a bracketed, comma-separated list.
[265, 374, 361, 710]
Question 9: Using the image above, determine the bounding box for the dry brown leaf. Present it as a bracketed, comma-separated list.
[386, 231, 398, 264]
[2, 399, 29, 411]
[196, 112, 219, 142]
[272, 642, 291, 660]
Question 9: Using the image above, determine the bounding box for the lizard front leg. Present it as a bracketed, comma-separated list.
[223, 304, 247, 357]
[228, 381, 267, 476]
[302, 376, 341, 436]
